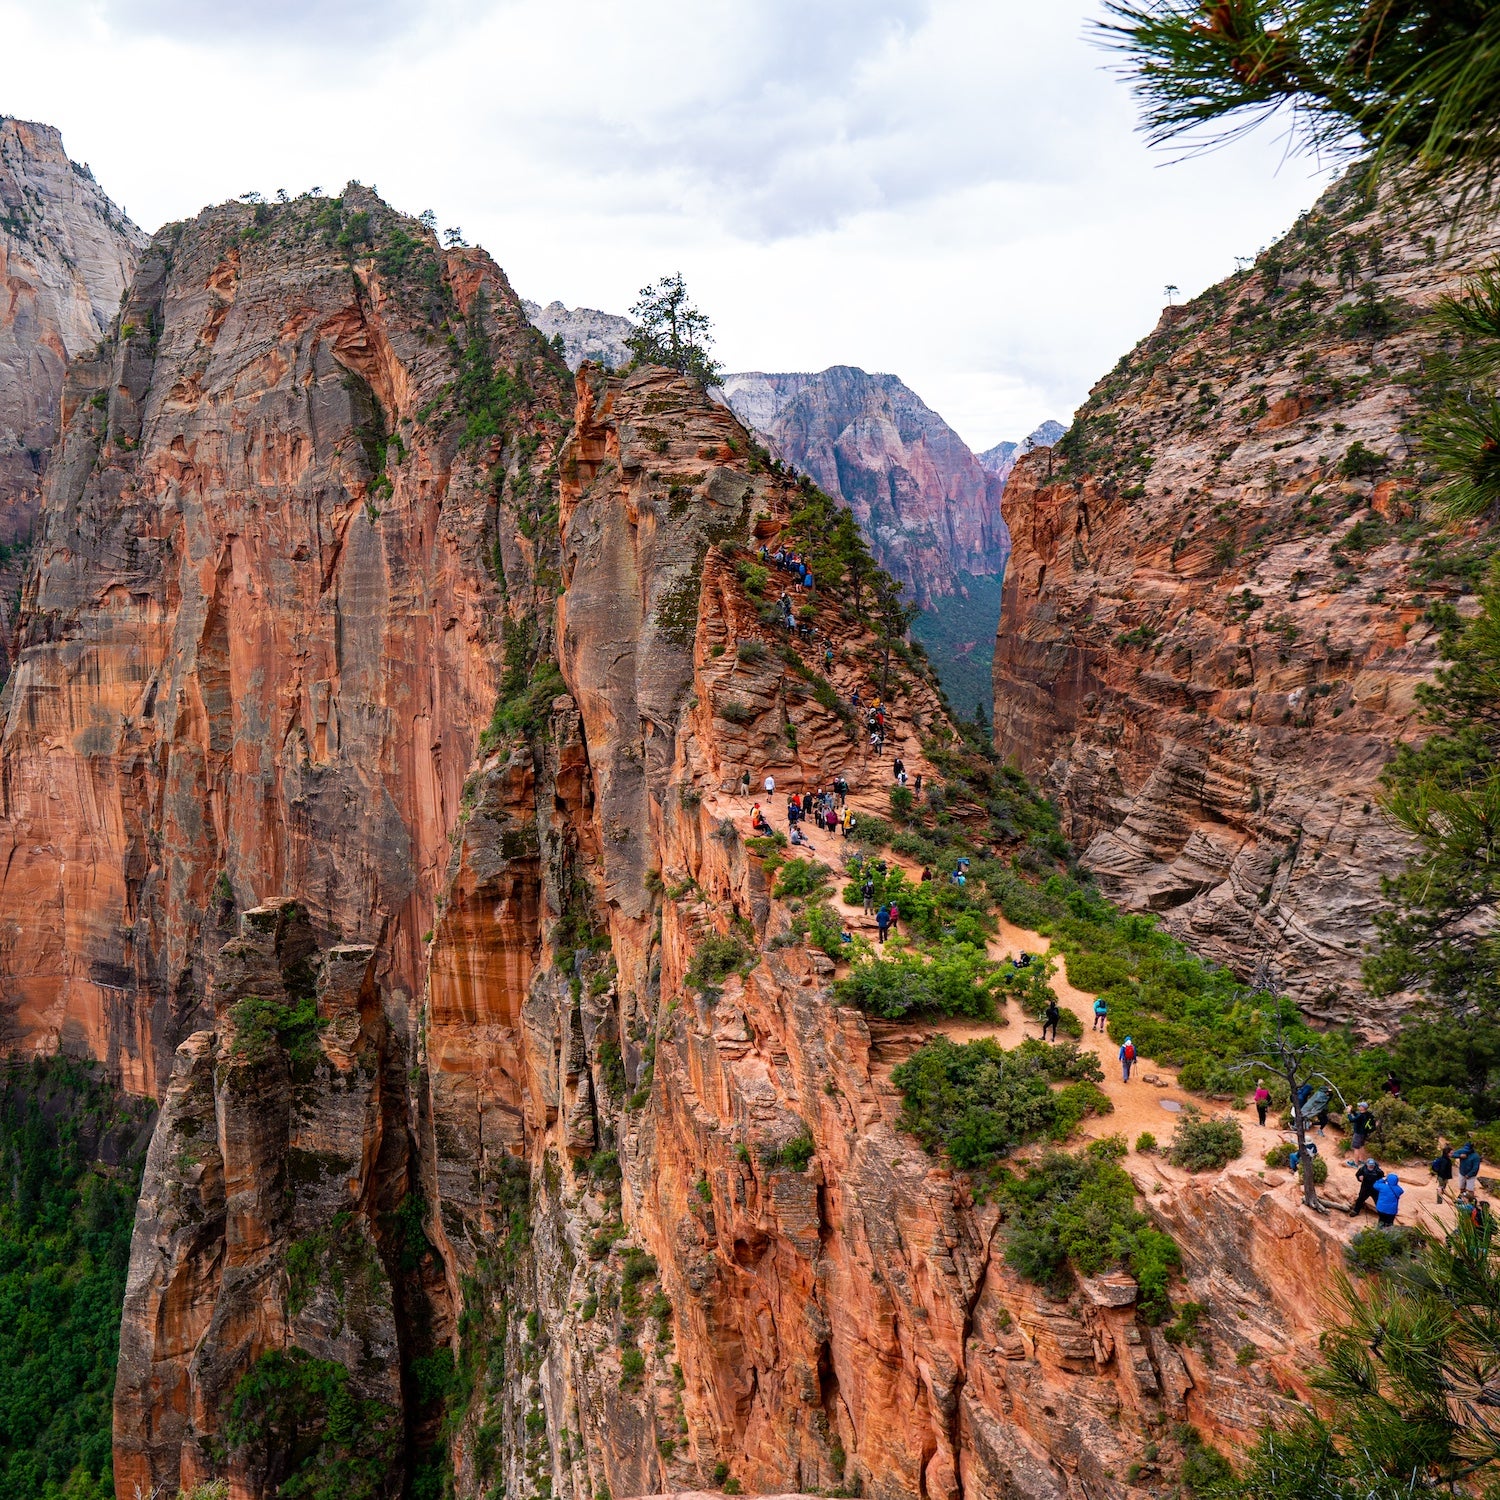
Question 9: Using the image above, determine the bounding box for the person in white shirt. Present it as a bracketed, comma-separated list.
[764, 775, 775, 796]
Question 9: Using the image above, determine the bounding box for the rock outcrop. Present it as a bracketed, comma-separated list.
[0, 118, 142, 661]
[978, 419, 1065, 486]
[993, 172, 1500, 1026]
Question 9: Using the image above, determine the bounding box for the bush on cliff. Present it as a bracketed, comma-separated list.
[1166, 1112, 1244, 1173]
[997, 1138, 1179, 1321]
[836, 942, 1004, 1021]
[891, 1036, 1109, 1165]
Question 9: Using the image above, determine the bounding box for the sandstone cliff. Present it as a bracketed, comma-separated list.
[0, 119, 142, 659]
[523, 299, 634, 370]
[0, 179, 1353, 1500]
[993, 172, 1500, 1027]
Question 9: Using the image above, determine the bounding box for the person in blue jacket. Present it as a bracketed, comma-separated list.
[1375, 1171, 1404, 1226]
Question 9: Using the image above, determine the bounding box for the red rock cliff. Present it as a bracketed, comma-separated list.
[994, 172, 1500, 1027]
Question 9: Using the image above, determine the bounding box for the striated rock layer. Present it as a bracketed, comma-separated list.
[0, 181, 1356, 1500]
[0, 119, 142, 664]
[994, 172, 1500, 1027]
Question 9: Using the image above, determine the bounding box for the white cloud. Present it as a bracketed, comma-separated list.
[0, 0, 1336, 448]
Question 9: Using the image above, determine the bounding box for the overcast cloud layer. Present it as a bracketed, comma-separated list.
[0, 0, 1336, 449]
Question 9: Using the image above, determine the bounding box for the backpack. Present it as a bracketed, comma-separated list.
[1123, 1043, 1135, 1062]
[1094, 999, 1107, 1014]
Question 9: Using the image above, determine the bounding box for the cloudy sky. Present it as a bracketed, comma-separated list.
[1, 0, 1337, 450]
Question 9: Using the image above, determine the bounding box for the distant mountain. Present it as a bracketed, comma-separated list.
[521, 299, 632, 370]
[518, 294, 1059, 716]
[718, 366, 1017, 717]
[978, 419, 1065, 483]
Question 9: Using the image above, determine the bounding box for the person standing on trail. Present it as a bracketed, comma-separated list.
[1350, 1157, 1384, 1217]
[1432, 1145, 1455, 1200]
[888, 901, 900, 933]
[1458, 1141, 1483, 1195]
[876, 904, 891, 944]
[739, 770, 751, 799]
[914, 772, 923, 798]
[764, 774, 775, 797]
[1042, 999, 1060, 1042]
[1093, 997, 1108, 1033]
[1348, 1101, 1375, 1151]
[862, 878, 876, 915]
[1375, 1171, 1404, 1226]
[1119, 1037, 1136, 1083]
[1253, 1079, 1271, 1128]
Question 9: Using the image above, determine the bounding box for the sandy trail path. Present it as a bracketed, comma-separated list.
[702, 704, 1463, 1242]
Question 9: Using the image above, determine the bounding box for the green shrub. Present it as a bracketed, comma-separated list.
[1166, 1112, 1244, 1172]
[1344, 1225, 1426, 1275]
[231, 993, 324, 1067]
[890, 785, 915, 820]
[687, 933, 748, 988]
[835, 942, 1003, 1020]
[1366, 1099, 1471, 1161]
[892, 1037, 1109, 1166]
[720, 700, 756, 725]
[773, 858, 830, 900]
[1136, 1131, 1157, 1154]
[619, 1347, 646, 1385]
[997, 1138, 1180, 1320]
[736, 639, 766, 663]
[223, 1349, 401, 1500]
[805, 902, 845, 958]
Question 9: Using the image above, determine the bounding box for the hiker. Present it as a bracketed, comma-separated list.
[1093, 996, 1109, 1033]
[1375, 1171, 1404, 1227]
[861, 877, 876, 915]
[739, 769, 751, 799]
[790, 825, 812, 849]
[1304, 1088, 1330, 1136]
[888, 900, 900, 933]
[1042, 999, 1060, 1042]
[1350, 1157, 1384, 1216]
[1348, 1101, 1375, 1150]
[876, 904, 891, 944]
[764, 774, 775, 797]
[1432, 1144, 1455, 1200]
[892, 756, 906, 785]
[840, 926, 854, 945]
[1458, 1140, 1483, 1195]
[834, 775, 848, 806]
[1119, 1036, 1136, 1083]
[1015, 951, 1032, 969]
[1288, 1140, 1319, 1174]
[1382, 1072, 1402, 1099]
[750, 803, 770, 835]
[920, 866, 931, 883]
[1253, 1079, 1271, 1127]
[914, 772, 923, 798]
[846, 811, 857, 839]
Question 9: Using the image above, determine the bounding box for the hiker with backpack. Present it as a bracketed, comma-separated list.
[1119, 1037, 1136, 1083]
[876, 904, 891, 944]
[1348, 1102, 1375, 1151]
[861, 878, 876, 915]
[1093, 997, 1108, 1033]
[1349, 1158, 1384, 1217]
[1432, 1145, 1455, 1200]
[1254, 1079, 1271, 1127]
[1042, 999, 1060, 1042]
[1458, 1141, 1483, 1195]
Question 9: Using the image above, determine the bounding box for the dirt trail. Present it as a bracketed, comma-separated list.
[699, 659, 1461, 1242]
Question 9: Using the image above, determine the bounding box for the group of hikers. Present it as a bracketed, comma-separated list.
[745, 774, 858, 846]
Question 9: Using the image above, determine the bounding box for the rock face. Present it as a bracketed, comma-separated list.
[0, 119, 142, 658]
[718, 366, 1013, 716]
[0, 185, 570, 1095]
[523, 298, 634, 370]
[993, 172, 1500, 1025]
[0, 179, 1363, 1500]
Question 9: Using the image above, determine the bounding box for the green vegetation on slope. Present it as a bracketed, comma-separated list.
[0, 1058, 154, 1500]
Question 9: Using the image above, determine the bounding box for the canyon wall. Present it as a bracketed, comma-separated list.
[0, 168, 1365, 1500]
[994, 173, 1500, 1027]
[0, 119, 142, 662]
